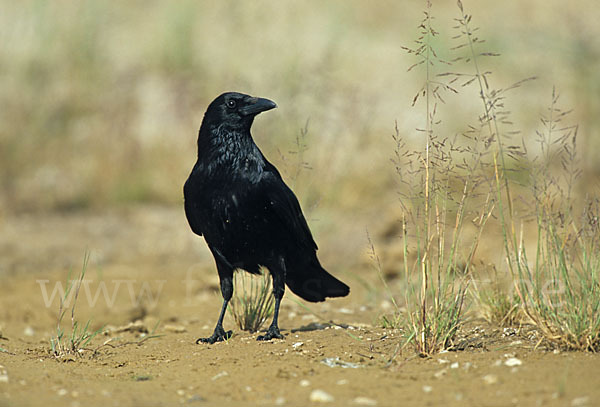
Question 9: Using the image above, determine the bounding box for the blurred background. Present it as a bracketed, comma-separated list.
[0, 0, 598, 276]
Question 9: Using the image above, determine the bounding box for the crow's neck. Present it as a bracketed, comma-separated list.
[197, 123, 265, 178]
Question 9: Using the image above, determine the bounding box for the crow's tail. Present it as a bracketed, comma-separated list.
[285, 258, 349, 302]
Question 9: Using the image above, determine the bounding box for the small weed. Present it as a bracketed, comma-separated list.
[229, 270, 275, 333]
[50, 252, 103, 358]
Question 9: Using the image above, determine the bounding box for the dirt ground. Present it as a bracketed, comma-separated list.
[1, 207, 599, 407]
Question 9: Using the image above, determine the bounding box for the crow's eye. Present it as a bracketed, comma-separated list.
[226, 100, 236, 109]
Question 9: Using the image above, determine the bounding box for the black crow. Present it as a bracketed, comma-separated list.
[184, 92, 350, 343]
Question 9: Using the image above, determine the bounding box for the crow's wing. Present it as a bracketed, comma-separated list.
[261, 169, 318, 252]
[183, 177, 204, 236]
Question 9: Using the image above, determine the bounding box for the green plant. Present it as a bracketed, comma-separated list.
[449, 0, 600, 351]
[50, 252, 103, 358]
[454, 0, 600, 349]
[516, 201, 600, 351]
[229, 270, 275, 333]
[392, 0, 493, 356]
[511, 93, 600, 351]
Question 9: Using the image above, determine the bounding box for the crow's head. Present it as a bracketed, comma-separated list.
[203, 92, 277, 131]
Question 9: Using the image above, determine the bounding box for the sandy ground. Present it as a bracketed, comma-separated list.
[1, 207, 599, 406]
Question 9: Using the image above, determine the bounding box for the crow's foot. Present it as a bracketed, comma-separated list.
[196, 327, 232, 344]
[257, 326, 284, 341]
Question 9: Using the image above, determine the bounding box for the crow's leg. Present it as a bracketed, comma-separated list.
[258, 257, 286, 341]
[197, 253, 234, 344]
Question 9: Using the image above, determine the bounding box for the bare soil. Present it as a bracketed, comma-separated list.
[0, 207, 598, 406]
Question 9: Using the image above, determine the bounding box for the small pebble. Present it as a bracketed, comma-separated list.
[23, 326, 35, 337]
[434, 369, 447, 379]
[0, 365, 8, 384]
[211, 371, 228, 381]
[310, 389, 334, 403]
[300, 379, 311, 387]
[187, 395, 205, 403]
[164, 325, 187, 333]
[504, 358, 522, 367]
[571, 396, 589, 407]
[450, 362, 459, 369]
[483, 374, 499, 385]
[57, 389, 68, 396]
[503, 328, 516, 336]
[275, 397, 286, 405]
[336, 379, 348, 385]
[422, 385, 433, 393]
[292, 342, 303, 349]
[353, 396, 377, 406]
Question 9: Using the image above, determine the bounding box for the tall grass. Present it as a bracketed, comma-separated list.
[450, 1, 600, 351]
[386, 0, 600, 355]
[510, 94, 600, 351]
[448, 0, 533, 328]
[390, 1, 493, 356]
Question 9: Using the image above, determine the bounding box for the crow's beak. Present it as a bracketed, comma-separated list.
[240, 97, 277, 116]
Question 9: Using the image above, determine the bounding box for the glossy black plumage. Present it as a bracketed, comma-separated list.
[184, 92, 349, 343]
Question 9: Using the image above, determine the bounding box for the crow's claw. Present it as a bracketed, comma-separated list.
[257, 326, 284, 341]
[196, 328, 232, 344]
